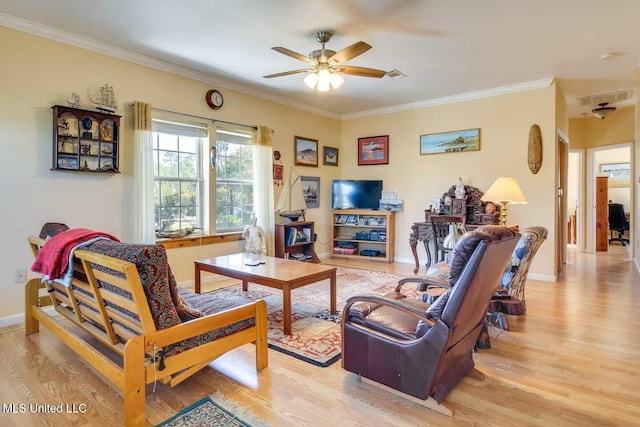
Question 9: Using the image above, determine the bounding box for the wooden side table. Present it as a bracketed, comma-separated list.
[409, 221, 434, 273]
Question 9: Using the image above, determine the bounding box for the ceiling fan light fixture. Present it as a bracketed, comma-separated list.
[592, 102, 616, 119]
[316, 68, 332, 92]
[304, 73, 318, 89]
[330, 72, 344, 89]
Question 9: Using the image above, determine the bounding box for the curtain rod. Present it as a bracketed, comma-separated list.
[129, 104, 257, 130]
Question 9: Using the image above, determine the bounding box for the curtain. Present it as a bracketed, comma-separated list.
[252, 125, 275, 255]
[133, 101, 155, 243]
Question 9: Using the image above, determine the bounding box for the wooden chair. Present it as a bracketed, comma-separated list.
[430, 215, 466, 263]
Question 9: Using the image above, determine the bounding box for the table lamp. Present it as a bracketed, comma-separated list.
[481, 177, 527, 226]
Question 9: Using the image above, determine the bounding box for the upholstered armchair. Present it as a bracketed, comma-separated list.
[490, 226, 548, 316]
[341, 226, 518, 414]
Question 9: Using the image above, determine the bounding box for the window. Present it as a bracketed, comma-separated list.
[152, 119, 206, 233]
[151, 117, 255, 236]
[215, 127, 254, 232]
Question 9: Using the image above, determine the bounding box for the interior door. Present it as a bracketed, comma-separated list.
[595, 176, 609, 251]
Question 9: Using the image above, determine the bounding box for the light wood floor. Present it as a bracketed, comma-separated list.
[2, 246, 639, 426]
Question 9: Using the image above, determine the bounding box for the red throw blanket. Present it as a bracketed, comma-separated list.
[31, 228, 120, 280]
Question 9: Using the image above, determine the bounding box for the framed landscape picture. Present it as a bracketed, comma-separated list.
[600, 162, 630, 187]
[358, 135, 389, 166]
[294, 136, 318, 167]
[301, 176, 320, 208]
[323, 146, 339, 166]
[420, 128, 480, 155]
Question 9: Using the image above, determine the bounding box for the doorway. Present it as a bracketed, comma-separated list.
[585, 143, 632, 253]
[567, 149, 584, 250]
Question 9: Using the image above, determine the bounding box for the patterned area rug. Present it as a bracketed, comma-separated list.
[201, 267, 417, 367]
[157, 392, 270, 426]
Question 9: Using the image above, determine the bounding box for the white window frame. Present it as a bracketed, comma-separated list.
[214, 125, 254, 233]
[152, 117, 207, 234]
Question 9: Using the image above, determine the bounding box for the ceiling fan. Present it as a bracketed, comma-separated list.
[263, 31, 386, 91]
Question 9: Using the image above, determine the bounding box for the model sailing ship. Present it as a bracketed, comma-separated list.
[88, 84, 117, 113]
[275, 167, 307, 222]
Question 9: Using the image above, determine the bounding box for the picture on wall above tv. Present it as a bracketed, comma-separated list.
[331, 180, 383, 210]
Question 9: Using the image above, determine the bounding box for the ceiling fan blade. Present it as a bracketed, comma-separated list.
[337, 66, 386, 78]
[271, 47, 315, 64]
[263, 69, 311, 78]
[328, 41, 371, 64]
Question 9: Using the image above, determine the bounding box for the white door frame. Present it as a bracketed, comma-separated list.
[569, 148, 585, 251]
[586, 142, 632, 253]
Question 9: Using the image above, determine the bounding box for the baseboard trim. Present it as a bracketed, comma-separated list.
[0, 306, 56, 328]
[527, 273, 556, 282]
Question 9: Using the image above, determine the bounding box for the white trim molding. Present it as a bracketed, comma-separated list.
[1, 13, 553, 121]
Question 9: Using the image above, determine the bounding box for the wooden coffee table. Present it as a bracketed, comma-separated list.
[194, 253, 337, 335]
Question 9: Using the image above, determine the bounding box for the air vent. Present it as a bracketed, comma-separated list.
[386, 69, 406, 79]
[576, 90, 633, 106]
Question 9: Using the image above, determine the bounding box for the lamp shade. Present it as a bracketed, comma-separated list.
[481, 177, 527, 204]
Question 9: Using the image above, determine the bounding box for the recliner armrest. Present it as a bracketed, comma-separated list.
[395, 276, 450, 293]
[342, 294, 436, 328]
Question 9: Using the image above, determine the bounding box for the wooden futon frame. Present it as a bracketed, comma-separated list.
[26, 236, 268, 426]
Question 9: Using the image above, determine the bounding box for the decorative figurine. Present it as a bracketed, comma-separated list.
[89, 84, 117, 113]
[455, 177, 466, 199]
[242, 213, 267, 254]
[485, 202, 497, 214]
[68, 92, 81, 109]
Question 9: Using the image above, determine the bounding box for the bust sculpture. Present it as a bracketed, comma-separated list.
[242, 213, 267, 254]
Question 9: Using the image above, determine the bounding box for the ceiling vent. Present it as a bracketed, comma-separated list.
[386, 68, 407, 79]
[576, 90, 632, 106]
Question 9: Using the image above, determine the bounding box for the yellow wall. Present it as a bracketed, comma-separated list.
[0, 26, 340, 319]
[569, 107, 635, 149]
[341, 86, 558, 278]
[0, 25, 562, 321]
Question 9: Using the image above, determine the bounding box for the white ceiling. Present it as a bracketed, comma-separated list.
[1, 0, 639, 119]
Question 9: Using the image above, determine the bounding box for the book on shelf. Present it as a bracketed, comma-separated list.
[301, 227, 311, 242]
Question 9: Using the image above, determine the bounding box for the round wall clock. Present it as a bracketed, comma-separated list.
[206, 89, 224, 110]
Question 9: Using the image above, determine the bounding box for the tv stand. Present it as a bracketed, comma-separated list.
[330, 209, 395, 262]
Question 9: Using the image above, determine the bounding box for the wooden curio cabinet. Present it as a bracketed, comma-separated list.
[52, 105, 121, 173]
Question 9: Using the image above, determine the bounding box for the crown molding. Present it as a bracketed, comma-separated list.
[1, 13, 552, 121]
[341, 78, 555, 120]
[0, 13, 341, 120]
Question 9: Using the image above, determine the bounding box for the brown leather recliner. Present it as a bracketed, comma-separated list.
[341, 225, 519, 411]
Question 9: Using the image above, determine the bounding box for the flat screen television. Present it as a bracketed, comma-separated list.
[332, 180, 383, 210]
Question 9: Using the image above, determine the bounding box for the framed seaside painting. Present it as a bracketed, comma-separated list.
[358, 135, 389, 165]
[420, 128, 480, 155]
[294, 136, 318, 167]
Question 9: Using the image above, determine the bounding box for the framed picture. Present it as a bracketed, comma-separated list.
[358, 135, 389, 166]
[323, 146, 339, 166]
[600, 162, 630, 187]
[294, 136, 318, 167]
[420, 128, 480, 155]
[300, 176, 320, 208]
[57, 157, 78, 169]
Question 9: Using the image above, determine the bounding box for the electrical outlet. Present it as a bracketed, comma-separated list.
[14, 268, 26, 284]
